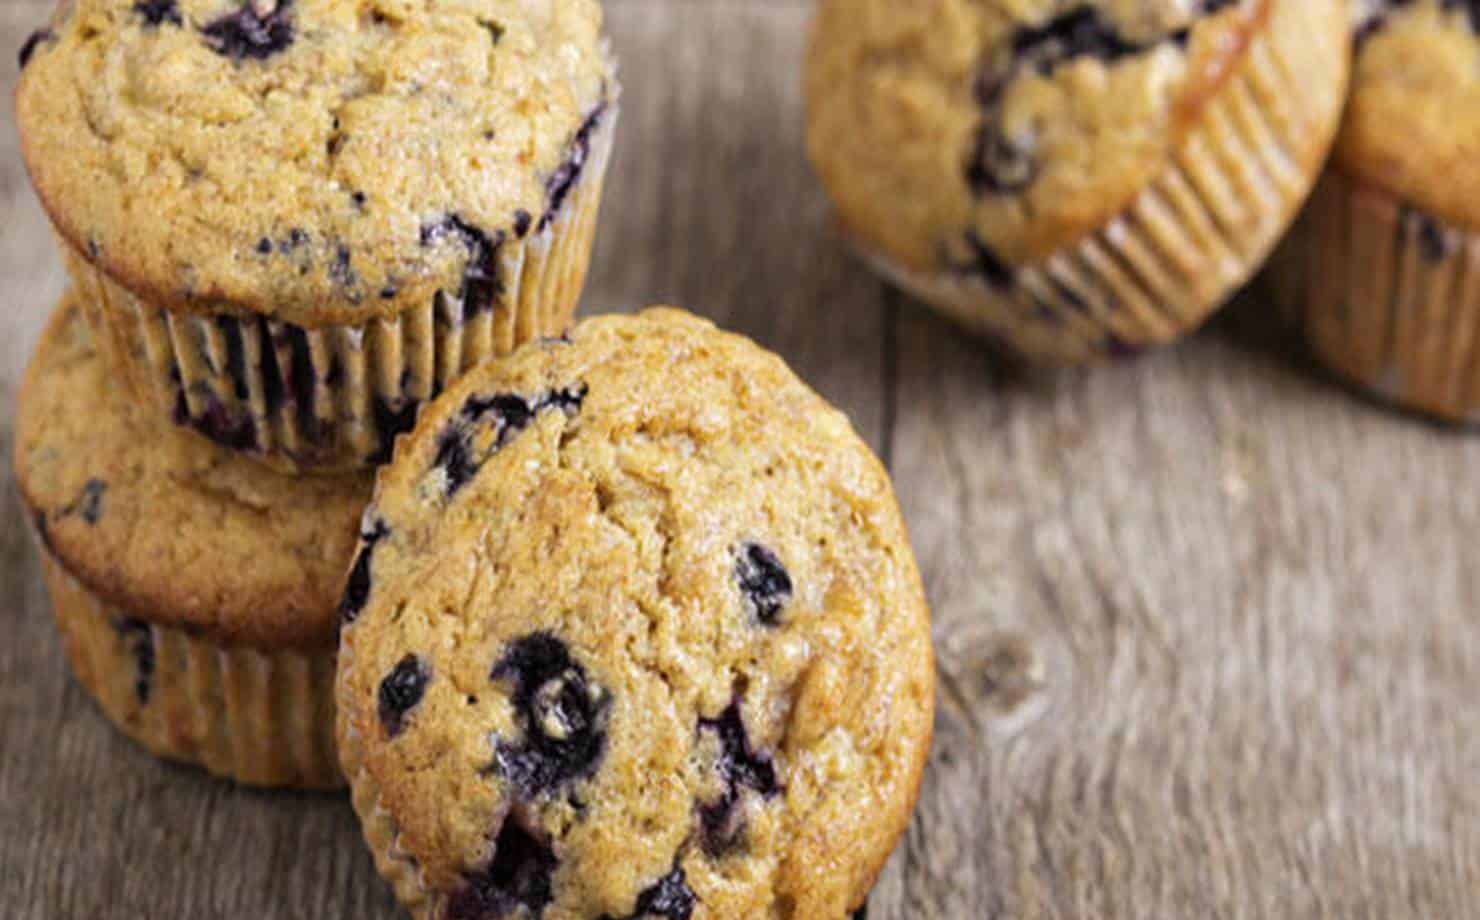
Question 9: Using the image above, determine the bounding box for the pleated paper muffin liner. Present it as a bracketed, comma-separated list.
[861, 0, 1348, 365]
[1269, 170, 1480, 424]
[40, 548, 341, 790]
[68, 102, 617, 475]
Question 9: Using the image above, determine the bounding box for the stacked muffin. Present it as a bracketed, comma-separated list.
[16, 296, 363, 787]
[13, 0, 618, 787]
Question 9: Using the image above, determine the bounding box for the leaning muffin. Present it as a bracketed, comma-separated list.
[15, 0, 617, 472]
[1268, 2, 1480, 423]
[336, 310, 935, 919]
[15, 293, 372, 788]
[805, 0, 1350, 363]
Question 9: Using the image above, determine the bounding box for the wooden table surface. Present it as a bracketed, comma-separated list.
[3, 2, 1478, 917]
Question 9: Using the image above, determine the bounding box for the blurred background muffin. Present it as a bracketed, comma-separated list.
[806, 0, 1350, 364]
[1269, 0, 1480, 423]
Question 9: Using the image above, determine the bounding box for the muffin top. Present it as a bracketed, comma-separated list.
[336, 309, 935, 919]
[1340, 1, 1480, 228]
[15, 292, 372, 649]
[805, 0, 1269, 272]
[15, 0, 611, 325]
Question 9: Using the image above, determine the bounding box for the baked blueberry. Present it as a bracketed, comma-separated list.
[446, 818, 556, 920]
[966, 129, 1038, 196]
[541, 104, 608, 231]
[421, 215, 506, 321]
[432, 427, 482, 499]
[329, 244, 357, 290]
[72, 479, 106, 525]
[18, 29, 52, 69]
[1010, 8, 1144, 65]
[601, 863, 696, 920]
[134, 0, 182, 27]
[463, 392, 535, 431]
[735, 543, 792, 627]
[477, 387, 584, 430]
[433, 395, 531, 498]
[340, 519, 390, 626]
[434, 387, 587, 498]
[113, 617, 155, 704]
[201, 0, 295, 61]
[378, 654, 430, 738]
[967, 7, 1190, 197]
[697, 697, 780, 855]
[490, 634, 611, 798]
[533, 385, 588, 416]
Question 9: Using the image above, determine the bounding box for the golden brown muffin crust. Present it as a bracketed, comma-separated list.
[337, 309, 935, 919]
[15, 0, 610, 324]
[14, 293, 372, 648]
[1338, 1, 1480, 230]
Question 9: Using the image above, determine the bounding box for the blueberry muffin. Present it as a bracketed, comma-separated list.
[1268, 1, 1480, 422]
[336, 309, 935, 919]
[15, 0, 617, 472]
[14, 292, 373, 788]
[805, 0, 1350, 364]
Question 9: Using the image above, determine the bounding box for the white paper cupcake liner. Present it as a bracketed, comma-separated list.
[40, 548, 341, 789]
[1271, 170, 1480, 423]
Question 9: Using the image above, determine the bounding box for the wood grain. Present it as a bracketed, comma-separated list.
[2, 2, 1477, 918]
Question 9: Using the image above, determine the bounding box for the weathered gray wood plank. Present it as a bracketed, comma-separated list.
[889, 302, 1480, 918]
